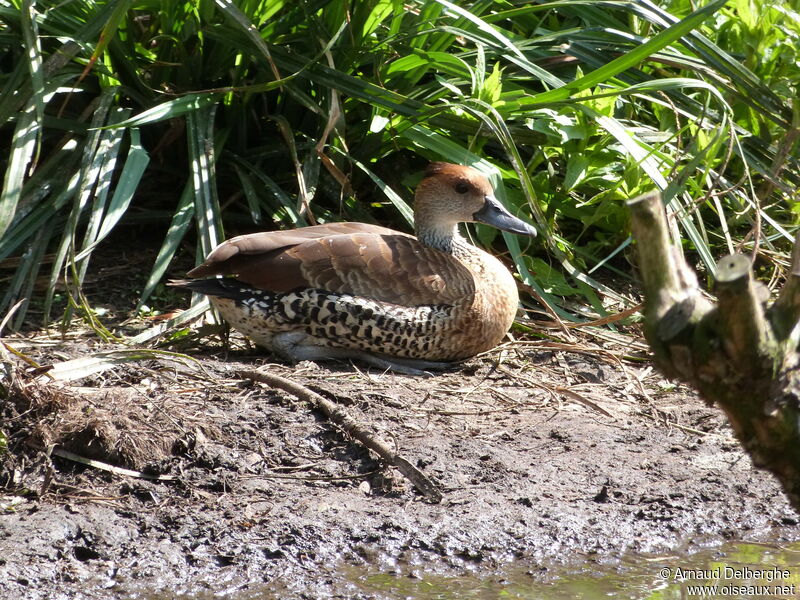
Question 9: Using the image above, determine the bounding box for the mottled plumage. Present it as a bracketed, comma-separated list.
[173, 162, 537, 373]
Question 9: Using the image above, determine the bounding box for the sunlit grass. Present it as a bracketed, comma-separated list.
[0, 0, 797, 332]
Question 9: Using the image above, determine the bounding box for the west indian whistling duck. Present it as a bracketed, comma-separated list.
[172, 162, 537, 374]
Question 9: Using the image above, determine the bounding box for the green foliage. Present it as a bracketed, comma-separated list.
[0, 0, 798, 330]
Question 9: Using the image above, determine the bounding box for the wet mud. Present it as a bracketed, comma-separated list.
[1, 335, 798, 599]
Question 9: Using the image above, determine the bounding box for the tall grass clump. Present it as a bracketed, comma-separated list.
[0, 0, 797, 335]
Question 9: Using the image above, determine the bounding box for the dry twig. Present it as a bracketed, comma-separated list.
[239, 368, 442, 503]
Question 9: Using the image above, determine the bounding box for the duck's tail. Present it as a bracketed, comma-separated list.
[167, 278, 255, 301]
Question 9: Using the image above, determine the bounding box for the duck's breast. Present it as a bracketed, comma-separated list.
[443, 248, 520, 358]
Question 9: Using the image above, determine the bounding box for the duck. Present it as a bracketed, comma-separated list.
[172, 162, 537, 374]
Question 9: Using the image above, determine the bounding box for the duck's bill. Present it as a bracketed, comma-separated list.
[473, 196, 538, 237]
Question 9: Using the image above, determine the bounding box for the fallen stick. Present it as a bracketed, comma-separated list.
[240, 368, 442, 503]
[50, 446, 176, 481]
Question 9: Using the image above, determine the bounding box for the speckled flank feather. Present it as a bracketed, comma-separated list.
[174, 162, 537, 369]
[210, 285, 461, 360]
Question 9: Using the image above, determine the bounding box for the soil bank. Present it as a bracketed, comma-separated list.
[0, 337, 798, 599]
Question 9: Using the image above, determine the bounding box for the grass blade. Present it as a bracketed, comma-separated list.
[529, 0, 727, 105]
[186, 104, 223, 259]
[43, 88, 117, 321]
[75, 107, 130, 282]
[42, 348, 201, 382]
[107, 94, 220, 129]
[0, 100, 39, 239]
[137, 181, 195, 310]
[328, 146, 414, 227]
[20, 0, 43, 164]
[127, 300, 211, 346]
[74, 127, 150, 261]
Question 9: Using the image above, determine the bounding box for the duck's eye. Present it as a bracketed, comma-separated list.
[455, 181, 470, 194]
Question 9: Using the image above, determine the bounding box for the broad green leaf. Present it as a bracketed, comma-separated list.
[479, 62, 503, 106]
[526, 257, 582, 296]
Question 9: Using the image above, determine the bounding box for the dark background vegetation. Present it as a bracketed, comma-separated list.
[0, 0, 798, 334]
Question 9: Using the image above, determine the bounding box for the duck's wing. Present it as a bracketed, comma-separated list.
[187, 225, 474, 305]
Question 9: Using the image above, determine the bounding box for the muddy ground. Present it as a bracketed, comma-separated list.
[1, 317, 798, 599]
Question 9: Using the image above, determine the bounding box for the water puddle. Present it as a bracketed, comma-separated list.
[342, 540, 800, 599]
[143, 539, 800, 599]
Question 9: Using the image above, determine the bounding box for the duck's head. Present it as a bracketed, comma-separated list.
[414, 162, 538, 246]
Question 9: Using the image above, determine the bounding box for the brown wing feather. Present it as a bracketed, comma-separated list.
[187, 224, 474, 305]
[188, 223, 399, 275]
[290, 233, 474, 305]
